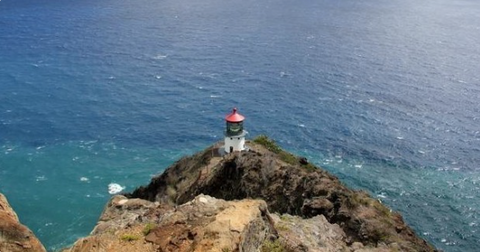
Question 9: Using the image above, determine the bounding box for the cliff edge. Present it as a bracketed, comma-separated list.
[66, 136, 437, 252]
[0, 193, 46, 252]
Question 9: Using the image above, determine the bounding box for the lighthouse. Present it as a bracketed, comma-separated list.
[224, 108, 247, 153]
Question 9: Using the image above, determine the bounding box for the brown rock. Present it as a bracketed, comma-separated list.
[0, 193, 47, 252]
[302, 197, 334, 218]
[127, 140, 438, 251]
[271, 213, 348, 251]
[66, 138, 438, 252]
[65, 194, 276, 252]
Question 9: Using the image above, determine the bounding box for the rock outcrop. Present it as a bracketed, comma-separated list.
[64, 194, 275, 252]
[65, 137, 437, 252]
[0, 193, 46, 252]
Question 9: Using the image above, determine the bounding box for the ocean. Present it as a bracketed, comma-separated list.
[1, 0, 479, 251]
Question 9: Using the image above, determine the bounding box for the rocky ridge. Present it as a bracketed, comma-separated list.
[0, 193, 46, 252]
[65, 136, 437, 252]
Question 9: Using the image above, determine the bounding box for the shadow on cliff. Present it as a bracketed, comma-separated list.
[126, 137, 437, 252]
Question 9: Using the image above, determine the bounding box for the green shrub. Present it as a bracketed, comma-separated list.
[142, 223, 157, 236]
[120, 234, 140, 241]
[253, 135, 282, 153]
[261, 239, 286, 252]
[275, 223, 290, 231]
[254, 135, 317, 172]
[302, 163, 317, 172]
[279, 151, 297, 165]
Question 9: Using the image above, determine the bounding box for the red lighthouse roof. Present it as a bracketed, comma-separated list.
[225, 108, 245, 122]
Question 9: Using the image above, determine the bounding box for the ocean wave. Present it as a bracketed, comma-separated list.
[108, 183, 125, 194]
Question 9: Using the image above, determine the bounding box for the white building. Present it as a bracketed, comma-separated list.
[224, 108, 247, 153]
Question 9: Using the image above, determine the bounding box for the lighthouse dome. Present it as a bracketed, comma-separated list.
[225, 108, 245, 123]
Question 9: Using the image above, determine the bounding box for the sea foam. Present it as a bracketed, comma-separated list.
[108, 183, 125, 194]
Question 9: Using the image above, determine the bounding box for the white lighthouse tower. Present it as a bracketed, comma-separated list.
[224, 108, 247, 153]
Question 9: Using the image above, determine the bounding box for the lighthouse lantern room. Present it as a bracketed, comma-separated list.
[224, 108, 247, 153]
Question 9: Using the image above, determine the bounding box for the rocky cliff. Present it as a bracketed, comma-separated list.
[65, 136, 437, 252]
[0, 193, 46, 252]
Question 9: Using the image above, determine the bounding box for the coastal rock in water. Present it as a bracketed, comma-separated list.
[0, 193, 46, 252]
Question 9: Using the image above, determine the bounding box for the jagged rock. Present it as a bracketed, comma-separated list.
[65, 194, 276, 252]
[0, 193, 46, 252]
[271, 213, 348, 251]
[127, 140, 438, 251]
[302, 197, 335, 217]
[298, 156, 309, 165]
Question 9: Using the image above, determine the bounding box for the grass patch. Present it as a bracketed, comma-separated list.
[142, 223, 157, 236]
[120, 234, 140, 241]
[253, 135, 282, 154]
[279, 215, 292, 221]
[346, 191, 372, 209]
[254, 135, 318, 172]
[302, 163, 317, 172]
[372, 200, 392, 217]
[275, 223, 290, 232]
[278, 151, 297, 165]
[261, 239, 286, 252]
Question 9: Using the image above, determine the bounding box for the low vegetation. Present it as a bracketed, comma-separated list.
[119, 234, 140, 241]
[253, 135, 282, 153]
[142, 223, 157, 236]
[261, 239, 286, 252]
[253, 135, 317, 172]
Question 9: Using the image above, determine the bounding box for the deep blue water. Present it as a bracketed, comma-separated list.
[1, 0, 479, 251]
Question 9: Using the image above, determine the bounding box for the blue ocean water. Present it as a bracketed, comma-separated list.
[1, 0, 479, 251]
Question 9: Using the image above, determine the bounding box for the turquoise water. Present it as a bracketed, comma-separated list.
[0, 141, 191, 249]
[1, 0, 479, 251]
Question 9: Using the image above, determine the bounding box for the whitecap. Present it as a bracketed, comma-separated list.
[80, 177, 89, 182]
[108, 183, 125, 194]
[377, 193, 387, 199]
[153, 54, 168, 60]
[36, 175, 47, 182]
